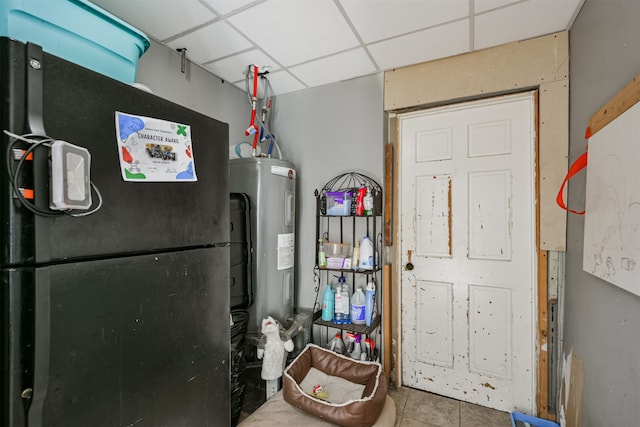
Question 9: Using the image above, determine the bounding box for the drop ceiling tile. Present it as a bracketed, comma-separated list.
[167, 21, 252, 63]
[475, 0, 582, 50]
[202, 0, 258, 15]
[340, 0, 468, 43]
[204, 49, 278, 85]
[369, 19, 470, 70]
[91, 0, 217, 41]
[288, 48, 376, 88]
[474, 0, 521, 14]
[227, 0, 359, 66]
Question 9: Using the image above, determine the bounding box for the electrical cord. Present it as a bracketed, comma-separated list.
[4, 131, 61, 217]
[3, 130, 103, 217]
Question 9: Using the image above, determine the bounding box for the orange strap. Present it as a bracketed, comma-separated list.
[556, 128, 590, 215]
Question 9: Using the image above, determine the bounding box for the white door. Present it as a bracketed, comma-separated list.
[399, 92, 537, 412]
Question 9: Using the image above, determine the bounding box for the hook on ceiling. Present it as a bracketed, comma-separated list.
[176, 48, 187, 74]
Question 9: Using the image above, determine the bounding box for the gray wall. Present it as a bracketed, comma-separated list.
[136, 41, 385, 312]
[567, 1, 640, 426]
[271, 73, 385, 310]
[135, 40, 249, 143]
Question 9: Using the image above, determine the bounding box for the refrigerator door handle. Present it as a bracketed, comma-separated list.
[26, 42, 46, 135]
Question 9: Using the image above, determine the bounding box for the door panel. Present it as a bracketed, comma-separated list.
[400, 92, 537, 412]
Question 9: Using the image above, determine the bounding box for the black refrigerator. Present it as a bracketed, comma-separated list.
[0, 37, 231, 426]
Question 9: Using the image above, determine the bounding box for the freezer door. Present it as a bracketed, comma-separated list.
[20, 248, 230, 427]
[0, 39, 229, 267]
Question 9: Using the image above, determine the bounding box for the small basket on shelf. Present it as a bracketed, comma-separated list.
[317, 172, 382, 216]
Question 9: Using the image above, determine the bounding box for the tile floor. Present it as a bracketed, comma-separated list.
[388, 385, 511, 427]
[239, 365, 512, 427]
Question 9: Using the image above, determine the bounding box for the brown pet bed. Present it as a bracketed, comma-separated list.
[282, 344, 387, 427]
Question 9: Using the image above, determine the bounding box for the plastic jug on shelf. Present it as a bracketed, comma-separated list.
[359, 236, 374, 270]
[350, 287, 366, 325]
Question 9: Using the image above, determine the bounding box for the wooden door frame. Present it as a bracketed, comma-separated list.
[391, 90, 551, 417]
[384, 33, 570, 420]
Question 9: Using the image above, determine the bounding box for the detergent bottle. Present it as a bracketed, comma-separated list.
[350, 287, 366, 325]
[321, 282, 334, 322]
[325, 333, 345, 355]
[359, 236, 374, 270]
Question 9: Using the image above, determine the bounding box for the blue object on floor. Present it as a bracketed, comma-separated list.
[511, 411, 561, 427]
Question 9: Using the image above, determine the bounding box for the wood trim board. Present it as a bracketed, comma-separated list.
[589, 73, 640, 135]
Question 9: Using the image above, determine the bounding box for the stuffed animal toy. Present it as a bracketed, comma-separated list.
[257, 316, 294, 381]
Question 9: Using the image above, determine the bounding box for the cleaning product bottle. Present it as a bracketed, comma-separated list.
[351, 334, 362, 360]
[333, 276, 351, 324]
[359, 236, 374, 270]
[325, 333, 345, 355]
[364, 338, 374, 361]
[345, 332, 356, 355]
[365, 280, 376, 327]
[352, 240, 360, 271]
[321, 282, 334, 322]
[317, 239, 327, 269]
[350, 287, 366, 325]
[355, 186, 366, 216]
[363, 186, 374, 216]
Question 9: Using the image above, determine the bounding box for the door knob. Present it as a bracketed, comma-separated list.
[405, 249, 414, 270]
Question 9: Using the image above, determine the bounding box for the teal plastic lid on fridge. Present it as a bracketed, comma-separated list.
[0, 0, 150, 83]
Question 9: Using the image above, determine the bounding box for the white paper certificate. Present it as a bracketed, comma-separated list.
[115, 111, 197, 182]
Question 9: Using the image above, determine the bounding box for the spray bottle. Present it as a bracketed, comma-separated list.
[351, 334, 362, 360]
